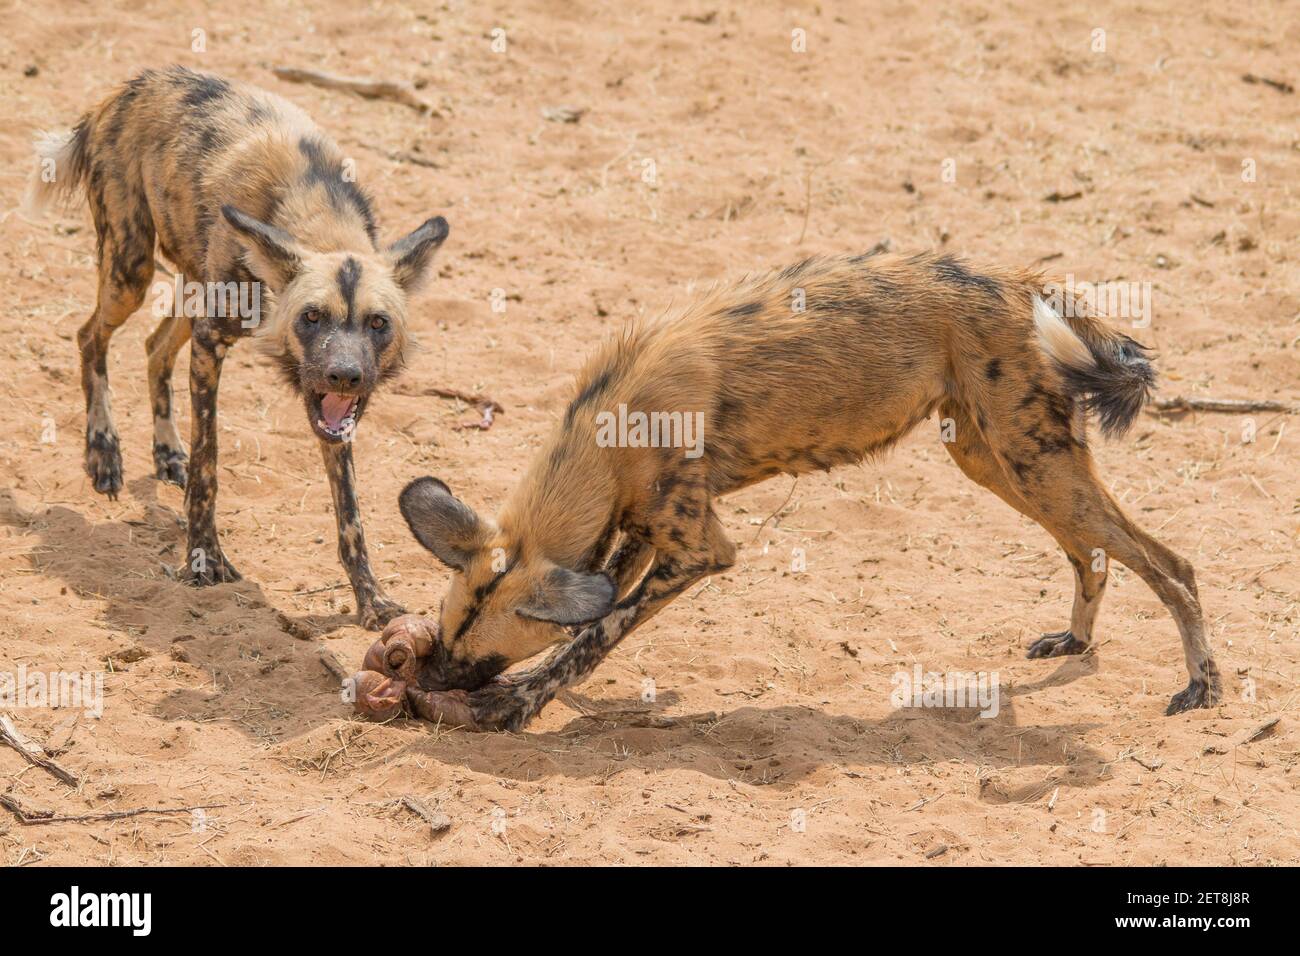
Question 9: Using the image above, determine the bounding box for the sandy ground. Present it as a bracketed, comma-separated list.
[0, 0, 1296, 866]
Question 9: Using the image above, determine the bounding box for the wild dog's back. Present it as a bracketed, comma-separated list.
[28, 66, 372, 280]
[554, 253, 1050, 500]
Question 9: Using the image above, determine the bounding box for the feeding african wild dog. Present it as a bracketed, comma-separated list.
[26, 66, 448, 628]
[371, 252, 1221, 732]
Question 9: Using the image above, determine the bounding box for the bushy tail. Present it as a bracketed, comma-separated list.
[23, 119, 91, 217]
[1032, 296, 1155, 438]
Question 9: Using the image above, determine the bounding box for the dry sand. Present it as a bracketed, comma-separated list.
[0, 0, 1296, 865]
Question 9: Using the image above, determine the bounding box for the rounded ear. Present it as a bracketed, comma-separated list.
[517, 566, 615, 626]
[398, 476, 486, 571]
[221, 205, 303, 290]
[387, 216, 449, 294]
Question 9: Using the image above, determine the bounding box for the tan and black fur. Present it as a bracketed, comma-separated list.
[398, 252, 1220, 730]
[27, 67, 448, 629]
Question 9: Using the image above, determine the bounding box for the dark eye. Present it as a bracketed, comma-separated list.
[369, 314, 389, 332]
[300, 309, 322, 325]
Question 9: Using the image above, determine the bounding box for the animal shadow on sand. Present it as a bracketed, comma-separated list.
[0, 481, 361, 740]
[355, 653, 1110, 795]
[2, 481, 1109, 790]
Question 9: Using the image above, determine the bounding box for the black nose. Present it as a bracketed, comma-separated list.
[326, 363, 362, 390]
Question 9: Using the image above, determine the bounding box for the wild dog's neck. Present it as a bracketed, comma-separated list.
[272, 193, 375, 255]
[272, 136, 378, 254]
[497, 424, 619, 573]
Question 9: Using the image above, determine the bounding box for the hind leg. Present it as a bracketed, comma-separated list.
[973, 403, 1219, 714]
[941, 401, 1106, 656]
[145, 312, 192, 486]
[1031, 460, 1216, 712]
[78, 265, 155, 499]
[603, 536, 655, 599]
[77, 178, 156, 499]
[1026, 551, 1106, 659]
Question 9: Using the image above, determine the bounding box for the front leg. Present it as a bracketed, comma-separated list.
[603, 537, 655, 599]
[182, 323, 241, 585]
[472, 551, 726, 731]
[321, 440, 405, 630]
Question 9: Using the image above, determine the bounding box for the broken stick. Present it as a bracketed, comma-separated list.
[424, 386, 505, 431]
[0, 791, 226, 825]
[1150, 396, 1296, 415]
[272, 67, 434, 115]
[394, 795, 452, 836]
[319, 652, 351, 684]
[0, 711, 80, 786]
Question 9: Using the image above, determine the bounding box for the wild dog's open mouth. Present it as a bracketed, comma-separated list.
[310, 392, 365, 442]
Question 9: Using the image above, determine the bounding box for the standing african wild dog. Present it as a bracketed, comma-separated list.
[26, 67, 449, 629]
[388, 252, 1221, 731]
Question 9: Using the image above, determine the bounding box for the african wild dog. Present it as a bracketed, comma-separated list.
[26, 66, 449, 629]
[377, 252, 1220, 731]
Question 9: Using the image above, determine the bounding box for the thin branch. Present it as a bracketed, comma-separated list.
[421, 386, 505, 431]
[0, 791, 226, 826]
[1150, 395, 1296, 415]
[271, 66, 435, 115]
[391, 795, 452, 835]
[319, 651, 350, 684]
[0, 711, 80, 786]
[751, 478, 799, 544]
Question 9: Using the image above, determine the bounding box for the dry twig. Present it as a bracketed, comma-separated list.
[0, 790, 225, 826]
[272, 66, 434, 115]
[393, 795, 452, 836]
[1150, 396, 1296, 415]
[423, 386, 505, 431]
[0, 711, 80, 786]
[319, 652, 350, 684]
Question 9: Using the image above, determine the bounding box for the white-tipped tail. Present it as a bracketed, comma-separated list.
[1031, 294, 1156, 438]
[1032, 295, 1092, 370]
[23, 128, 85, 217]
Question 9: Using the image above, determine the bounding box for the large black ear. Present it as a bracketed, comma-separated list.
[387, 216, 449, 294]
[399, 476, 486, 571]
[517, 565, 615, 626]
[221, 205, 303, 290]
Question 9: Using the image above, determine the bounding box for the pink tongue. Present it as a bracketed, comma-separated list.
[320, 393, 353, 429]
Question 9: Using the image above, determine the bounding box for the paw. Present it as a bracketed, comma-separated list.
[181, 546, 242, 586]
[358, 595, 407, 631]
[152, 441, 188, 488]
[85, 431, 123, 500]
[1166, 677, 1220, 715]
[467, 679, 535, 733]
[1026, 630, 1090, 659]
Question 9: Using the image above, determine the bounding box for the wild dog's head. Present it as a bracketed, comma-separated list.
[220, 205, 448, 443]
[397, 477, 616, 690]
